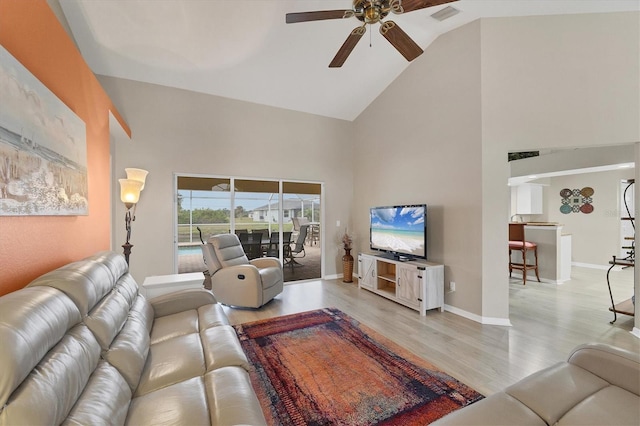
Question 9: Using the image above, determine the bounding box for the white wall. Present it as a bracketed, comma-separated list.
[546, 169, 635, 266]
[351, 12, 639, 322]
[354, 20, 485, 318]
[100, 77, 354, 283]
[481, 12, 640, 150]
[479, 12, 639, 320]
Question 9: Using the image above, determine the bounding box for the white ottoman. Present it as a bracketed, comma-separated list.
[142, 272, 205, 298]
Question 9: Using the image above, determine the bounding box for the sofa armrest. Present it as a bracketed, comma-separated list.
[567, 343, 640, 396]
[149, 288, 217, 318]
[249, 257, 282, 269]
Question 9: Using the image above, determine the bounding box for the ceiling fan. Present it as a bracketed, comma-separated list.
[286, 0, 458, 68]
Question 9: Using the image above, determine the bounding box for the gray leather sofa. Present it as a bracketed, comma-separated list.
[433, 343, 639, 426]
[0, 251, 266, 425]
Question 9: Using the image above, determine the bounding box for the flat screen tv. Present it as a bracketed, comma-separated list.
[370, 204, 427, 260]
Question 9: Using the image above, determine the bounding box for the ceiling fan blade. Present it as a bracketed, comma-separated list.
[395, 0, 457, 14]
[286, 10, 353, 24]
[329, 26, 366, 68]
[379, 21, 423, 62]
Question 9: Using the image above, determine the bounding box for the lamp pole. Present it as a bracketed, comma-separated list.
[119, 168, 148, 267]
[122, 206, 134, 265]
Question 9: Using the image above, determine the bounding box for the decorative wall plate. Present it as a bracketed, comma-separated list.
[560, 187, 594, 214]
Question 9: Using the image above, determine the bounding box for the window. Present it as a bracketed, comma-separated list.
[175, 175, 323, 283]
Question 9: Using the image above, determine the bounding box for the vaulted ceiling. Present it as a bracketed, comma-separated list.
[55, 0, 639, 121]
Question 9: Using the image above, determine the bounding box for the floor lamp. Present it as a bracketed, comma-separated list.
[119, 168, 148, 266]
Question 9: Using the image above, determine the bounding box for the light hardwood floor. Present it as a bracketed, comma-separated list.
[222, 266, 638, 396]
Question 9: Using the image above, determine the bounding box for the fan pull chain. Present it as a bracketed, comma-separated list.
[369, 24, 372, 47]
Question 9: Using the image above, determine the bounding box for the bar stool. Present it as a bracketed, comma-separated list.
[509, 223, 540, 285]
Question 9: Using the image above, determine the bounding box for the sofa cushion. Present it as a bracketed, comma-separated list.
[64, 361, 132, 426]
[197, 303, 231, 329]
[114, 274, 142, 308]
[431, 392, 546, 426]
[129, 295, 154, 335]
[557, 385, 639, 426]
[258, 265, 282, 289]
[1, 324, 101, 425]
[134, 333, 206, 397]
[505, 362, 609, 425]
[27, 260, 117, 316]
[202, 240, 223, 275]
[567, 343, 640, 395]
[103, 315, 151, 392]
[0, 287, 82, 408]
[126, 376, 211, 425]
[150, 310, 199, 345]
[205, 367, 267, 426]
[85, 251, 129, 284]
[85, 290, 130, 350]
[150, 303, 229, 345]
[201, 325, 251, 372]
[211, 233, 249, 267]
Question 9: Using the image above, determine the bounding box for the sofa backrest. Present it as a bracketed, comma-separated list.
[0, 285, 133, 425]
[208, 234, 249, 270]
[567, 343, 640, 396]
[0, 251, 152, 425]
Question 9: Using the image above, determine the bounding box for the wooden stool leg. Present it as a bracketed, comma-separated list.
[509, 248, 513, 277]
[524, 251, 527, 285]
[533, 246, 540, 282]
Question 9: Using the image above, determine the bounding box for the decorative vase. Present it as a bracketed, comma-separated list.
[342, 248, 354, 283]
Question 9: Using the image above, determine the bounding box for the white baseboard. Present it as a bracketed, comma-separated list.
[324, 273, 342, 280]
[572, 262, 622, 271]
[509, 272, 567, 285]
[444, 304, 512, 326]
[631, 327, 640, 339]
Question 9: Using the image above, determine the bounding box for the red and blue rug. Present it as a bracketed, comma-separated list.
[234, 308, 483, 425]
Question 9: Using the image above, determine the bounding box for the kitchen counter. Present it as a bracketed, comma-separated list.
[511, 223, 571, 284]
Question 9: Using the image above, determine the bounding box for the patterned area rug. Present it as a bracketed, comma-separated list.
[234, 308, 483, 425]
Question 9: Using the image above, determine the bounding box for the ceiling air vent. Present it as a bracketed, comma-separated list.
[431, 6, 460, 22]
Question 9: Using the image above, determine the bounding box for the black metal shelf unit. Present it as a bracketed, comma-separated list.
[606, 179, 635, 324]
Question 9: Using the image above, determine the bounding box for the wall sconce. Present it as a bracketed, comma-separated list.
[119, 168, 148, 265]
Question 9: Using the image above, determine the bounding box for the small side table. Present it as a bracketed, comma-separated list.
[142, 272, 205, 299]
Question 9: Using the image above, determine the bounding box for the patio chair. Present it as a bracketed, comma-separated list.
[286, 225, 308, 267]
[266, 231, 292, 258]
[201, 233, 283, 308]
[292, 217, 310, 243]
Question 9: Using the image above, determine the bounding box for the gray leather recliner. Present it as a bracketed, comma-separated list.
[202, 233, 283, 308]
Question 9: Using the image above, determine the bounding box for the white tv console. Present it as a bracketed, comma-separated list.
[357, 253, 444, 316]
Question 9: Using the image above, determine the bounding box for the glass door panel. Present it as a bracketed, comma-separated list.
[234, 179, 279, 260]
[176, 176, 322, 282]
[176, 177, 231, 273]
[283, 181, 322, 282]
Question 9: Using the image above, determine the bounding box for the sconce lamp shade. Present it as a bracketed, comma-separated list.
[119, 179, 143, 205]
[125, 168, 149, 190]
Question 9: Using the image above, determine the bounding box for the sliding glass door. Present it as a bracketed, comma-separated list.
[175, 175, 322, 282]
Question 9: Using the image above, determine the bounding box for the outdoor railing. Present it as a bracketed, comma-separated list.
[177, 222, 295, 243]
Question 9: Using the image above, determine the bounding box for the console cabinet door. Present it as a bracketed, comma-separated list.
[358, 255, 376, 289]
[396, 265, 421, 309]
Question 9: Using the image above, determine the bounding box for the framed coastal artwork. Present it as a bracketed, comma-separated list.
[0, 44, 87, 216]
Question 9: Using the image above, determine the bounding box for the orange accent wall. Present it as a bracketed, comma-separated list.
[0, 0, 130, 296]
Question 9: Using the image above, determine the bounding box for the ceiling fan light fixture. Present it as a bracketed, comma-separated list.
[286, 0, 458, 67]
[431, 6, 459, 22]
[364, 7, 380, 23]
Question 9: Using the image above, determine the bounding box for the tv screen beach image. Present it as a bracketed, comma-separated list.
[370, 206, 425, 257]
